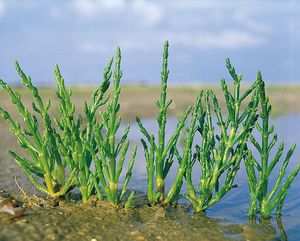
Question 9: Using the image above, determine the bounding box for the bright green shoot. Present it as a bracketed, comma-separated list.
[183, 59, 259, 212]
[244, 72, 300, 219]
[0, 62, 77, 198]
[163, 91, 203, 206]
[0, 61, 111, 199]
[136, 41, 191, 205]
[85, 47, 137, 206]
[53, 60, 111, 202]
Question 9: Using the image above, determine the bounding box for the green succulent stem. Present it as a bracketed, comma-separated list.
[183, 59, 259, 212]
[90, 47, 136, 206]
[244, 72, 300, 219]
[137, 41, 191, 205]
[0, 57, 111, 199]
[163, 92, 202, 205]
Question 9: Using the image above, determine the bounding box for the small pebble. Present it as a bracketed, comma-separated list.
[130, 230, 141, 235]
[136, 235, 145, 241]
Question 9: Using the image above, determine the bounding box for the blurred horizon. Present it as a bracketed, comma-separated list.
[0, 0, 299, 86]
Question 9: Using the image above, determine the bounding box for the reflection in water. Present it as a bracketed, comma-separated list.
[249, 216, 287, 241]
[276, 217, 288, 241]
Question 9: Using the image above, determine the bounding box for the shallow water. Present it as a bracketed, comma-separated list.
[1, 114, 300, 240]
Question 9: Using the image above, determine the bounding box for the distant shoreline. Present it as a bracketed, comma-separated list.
[1, 84, 300, 120]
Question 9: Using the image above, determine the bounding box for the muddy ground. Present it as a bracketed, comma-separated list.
[0, 193, 286, 241]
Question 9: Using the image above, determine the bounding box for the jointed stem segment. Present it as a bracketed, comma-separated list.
[183, 59, 259, 212]
[244, 72, 300, 218]
[137, 41, 191, 205]
[89, 47, 137, 205]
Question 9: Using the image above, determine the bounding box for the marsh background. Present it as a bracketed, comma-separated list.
[1, 1, 300, 240]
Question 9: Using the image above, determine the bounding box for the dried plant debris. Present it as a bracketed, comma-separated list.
[0, 196, 25, 219]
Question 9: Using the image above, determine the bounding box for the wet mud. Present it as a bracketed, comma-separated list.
[0, 193, 285, 241]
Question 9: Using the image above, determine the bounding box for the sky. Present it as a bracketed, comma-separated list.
[0, 0, 300, 86]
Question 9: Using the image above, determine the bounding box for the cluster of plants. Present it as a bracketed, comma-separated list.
[0, 41, 299, 219]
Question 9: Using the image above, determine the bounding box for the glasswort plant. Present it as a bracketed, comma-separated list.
[183, 60, 259, 212]
[0, 63, 80, 198]
[136, 41, 191, 205]
[85, 47, 137, 206]
[244, 72, 300, 218]
[1, 41, 299, 215]
[0, 60, 111, 199]
[163, 91, 203, 206]
[53, 60, 111, 202]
